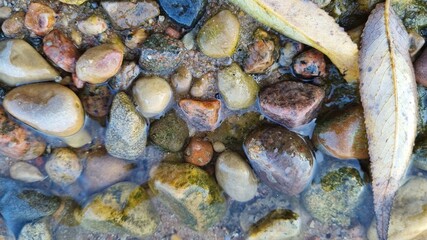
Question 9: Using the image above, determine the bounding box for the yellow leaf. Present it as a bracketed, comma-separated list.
[228, 0, 359, 82]
[359, 2, 418, 240]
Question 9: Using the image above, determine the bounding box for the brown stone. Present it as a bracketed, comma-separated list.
[24, 2, 56, 36]
[292, 49, 327, 78]
[43, 30, 80, 73]
[184, 138, 213, 166]
[415, 48, 427, 87]
[1, 11, 25, 37]
[244, 40, 276, 74]
[179, 99, 221, 131]
[80, 84, 112, 118]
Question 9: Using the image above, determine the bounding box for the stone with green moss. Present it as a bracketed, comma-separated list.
[149, 162, 226, 231]
[391, 0, 426, 35]
[149, 111, 189, 152]
[80, 182, 159, 238]
[247, 209, 301, 240]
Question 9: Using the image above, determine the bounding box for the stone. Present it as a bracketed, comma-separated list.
[77, 15, 108, 36]
[10, 161, 45, 183]
[24, 2, 55, 36]
[80, 150, 135, 192]
[106, 92, 147, 160]
[1, 11, 25, 38]
[409, 30, 425, 58]
[179, 99, 221, 131]
[80, 84, 112, 118]
[149, 163, 226, 231]
[313, 105, 369, 160]
[197, 10, 240, 58]
[247, 209, 301, 240]
[213, 141, 226, 152]
[0, 107, 46, 161]
[244, 125, 315, 196]
[0, 40, 59, 86]
[218, 63, 259, 110]
[132, 76, 173, 118]
[109, 61, 141, 91]
[215, 151, 258, 202]
[302, 162, 367, 227]
[184, 137, 213, 166]
[244, 29, 279, 73]
[367, 177, 427, 240]
[124, 28, 148, 49]
[259, 81, 325, 128]
[0, 215, 14, 240]
[412, 137, 427, 171]
[279, 40, 304, 67]
[415, 48, 427, 87]
[3, 83, 84, 137]
[45, 148, 82, 186]
[139, 33, 185, 73]
[0, 7, 12, 19]
[159, 0, 207, 27]
[149, 111, 189, 152]
[76, 44, 124, 84]
[58, 0, 87, 5]
[171, 66, 192, 94]
[292, 49, 327, 78]
[80, 182, 159, 238]
[190, 72, 215, 98]
[18, 218, 52, 240]
[101, 1, 160, 30]
[43, 29, 80, 72]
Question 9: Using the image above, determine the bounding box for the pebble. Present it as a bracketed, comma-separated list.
[0, 107, 46, 161]
[132, 76, 173, 118]
[412, 137, 427, 171]
[185, 137, 213, 166]
[0, 7, 12, 19]
[24, 2, 56, 36]
[80, 150, 135, 193]
[179, 99, 221, 131]
[213, 141, 226, 153]
[10, 161, 45, 183]
[4, 83, 84, 137]
[45, 148, 82, 186]
[101, 1, 160, 30]
[182, 30, 196, 50]
[77, 15, 108, 36]
[58, 0, 87, 5]
[80, 182, 159, 238]
[215, 151, 258, 202]
[0, 215, 14, 240]
[244, 125, 315, 195]
[19, 218, 52, 240]
[70, 28, 82, 46]
[171, 66, 192, 94]
[1, 11, 25, 37]
[0, 39, 59, 86]
[247, 209, 301, 240]
[76, 44, 124, 84]
[218, 63, 259, 110]
[409, 30, 425, 58]
[259, 81, 325, 128]
[124, 28, 148, 49]
[43, 29, 80, 73]
[197, 10, 240, 58]
[80, 84, 112, 118]
[149, 111, 189, 152]
[279, 40, 304, 67]
[109, 61, 141, 91]
[149, 162, 226, 231]
[415, 48, 427, 87]
[139, 33, 185, 73]
[244, 30, 278, 73]
[312, 105, 369, 160]
[292, 49, 327, 78]
[190, 72, 215, 98]
[106, 92, 148, 160]
[159, 0, 206, 27]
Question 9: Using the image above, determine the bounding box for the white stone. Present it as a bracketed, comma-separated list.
[133, 76, 173, 118]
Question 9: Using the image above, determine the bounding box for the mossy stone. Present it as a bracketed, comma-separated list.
[149, 111, 189, 152]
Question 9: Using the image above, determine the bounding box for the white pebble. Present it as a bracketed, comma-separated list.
[10, 162, 45, 183]
[213, 141, 226, 152]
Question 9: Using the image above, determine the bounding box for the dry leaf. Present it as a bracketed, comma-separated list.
[229, 0, 359, 82]
[359, 2, 418, 240]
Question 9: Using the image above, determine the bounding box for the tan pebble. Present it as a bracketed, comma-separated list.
[124, 28, 147, 49]
[71, 28, 82, 46]
[213, 141, 226, 152]
[185, 138, 213, 166]
[10, 161, 45, 183]
[24, 2, 56, 36]
[77, 15, 108, 36]
[171, 66, 192, 94]
[133, 76, 173, 118]
[1, 11, 25, 37]
[0, 7, 12, 19]
[45, 148, 82, 186]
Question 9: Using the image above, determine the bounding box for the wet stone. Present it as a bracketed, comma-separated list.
[109, 61, 141, 91]
[1, 11, 25, 38]
[292, 49, 327, 78]
[45, 148, 82, 186]
[139, 33, 185, 74]
[279, 40, 304, 67]
[133, 76, 173, 118]
[244, 30, 279, 73]
[77, 15, 108, 36]
[0, 215, 14, 240]
[58, 0, 87, 5]
[43, 29, 80, 73]
[149, 111, 189, 152]
[411, 136, 427, 171]
[0, 7, 12, 19]
[179, 99, 221, 131]
[171, 66, 192, 95]
[184, 137, 213, 166]
[24, 2, 56, 36]
[244, 125, 315, 196]
[124, 28, 148, 49]
[247, 209, 301, 240]
[10, 161, 45, 183]
[159, 0, 207, 27]
[80, 84, 112, 118]
[415, 48, 427, 87]
[259, 81, 325, 129]
[19, 217, 52, 240]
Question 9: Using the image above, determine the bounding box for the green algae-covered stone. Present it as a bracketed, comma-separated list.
[149, 162, 226, 231]
[80, 182, 159, 238]
[149, 111, 189, 152]
[247, 209, 301, 240]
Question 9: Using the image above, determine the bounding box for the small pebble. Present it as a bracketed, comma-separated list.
[10, 161, 45, 183]
[190, 72, 215, 98]
[171, 66, 192, 94]
[77, 15, 108, 36]
[292, 49, 327, 78]
[45, 148, 82, 186]
[124, 28, 147, 49]
[415, 48, 427, 87]
[0, 7, 12, 19]
[59, 0, 88, 5]
[185, 138, 213, 166]
[80, 84, 112, 118]
[71, 72, 85, 89]
[409, 30, 425, 58]
[279, 40, 304, 67]
[109, 61, 141, 91]
[159, 0, 206, 27]
[182, 30, 196, 50]
[70, 28, 82, 46]
[24, 2, 56, 36]
[244, 35, 277, 73]
[1, 11, 25, 37]
[43, 29, 80, 72]
[149, 111, 189, 152]
[213, 141, 226, 152]
[165, 27, 181, 39]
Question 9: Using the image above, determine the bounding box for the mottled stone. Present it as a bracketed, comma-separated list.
[244, 29, 279, 73]
[43, 29, 80, 72]
[0, 215, 14, 240]
[247, 209, 301, 240]
[45, 148, 82, 186]
[149, 111, 189, 152]
[58, 0, 87, 5]
[77, 15, 108, 36]
[109, 61, 141, 91]
[185, 137, 213, 166]
[18, 218, 52, 240]
[179, 99, 221, 131]
[24, 2, 55, 36]
[292, 49, 327, 78]
[415, 48, 427, 87]
[80, 84, 112, 118]
[1, 11, 25, 38]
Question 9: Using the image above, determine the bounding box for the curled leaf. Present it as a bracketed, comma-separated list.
[359, 3, 418, 240]
[228, 0, 359, 82]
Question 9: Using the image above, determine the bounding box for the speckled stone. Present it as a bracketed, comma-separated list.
[247, 209, 301, 240]
[149, 111, 189, 152]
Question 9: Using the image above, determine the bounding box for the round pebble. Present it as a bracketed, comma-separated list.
[24, 2, 56, 36]
[10, 161, 45, 183]
[77, 15, 108, 36]
[213, 141, 226, 152]
[171, 66, 192, 94]
[185, 138, 213, 166]
[45, 148, 82, 186]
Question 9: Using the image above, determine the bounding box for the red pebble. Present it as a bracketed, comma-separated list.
[44, 29, 80, 72]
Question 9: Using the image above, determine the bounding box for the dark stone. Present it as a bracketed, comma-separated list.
[149, 111, 189, 152]
[159, 0, 207, 28]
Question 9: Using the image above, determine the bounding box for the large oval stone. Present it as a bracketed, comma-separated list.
[244, 125, 315, 195]
[3, 83, 84, 137]
[0, 39, 59, 86]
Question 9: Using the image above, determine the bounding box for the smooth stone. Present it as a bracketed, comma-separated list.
[3, 83, 84, 137]
[106, 92, 148, 160]
[159, 0, 206, 27]
[0, 7, 12, 19]
[0, 107, 46, 161]
[312, 105, 369, 160]
[184, 137, 213, 166]
[10, 161, 45, 183]
[0, 40, 59, 86]
[80, 182, 159, 238]
[218, 63, 259, 110]
[45, 148, 82, 186]
[149, 111, 189, 152]
[244, 125, 315, 196]
[247, 209, 301, 240]
[80, 84, 112, 118]
[179, 99, 221, 131]
[415, 48, 427, 87]
[149, 163, 226, 231]
[43, 29, 80, 73]
[171, 66, 192, 94]
[18, 218, 52, 240]
[367, 177, 427, 240]
[0, 215, 14, 240]
[60, 127, 92, 148]
[77, 15, 108, 36]
[132, 76, 173, 118]
[24, 2, 56, 36]
[215, 151, 258, 202]
[197, 10, 240, 58]
[1, 12, 25, 38]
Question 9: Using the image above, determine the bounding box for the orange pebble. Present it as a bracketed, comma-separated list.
[185, 138, 213, 166]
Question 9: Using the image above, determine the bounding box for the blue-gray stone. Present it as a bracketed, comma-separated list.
[159, 0, 206, 27]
